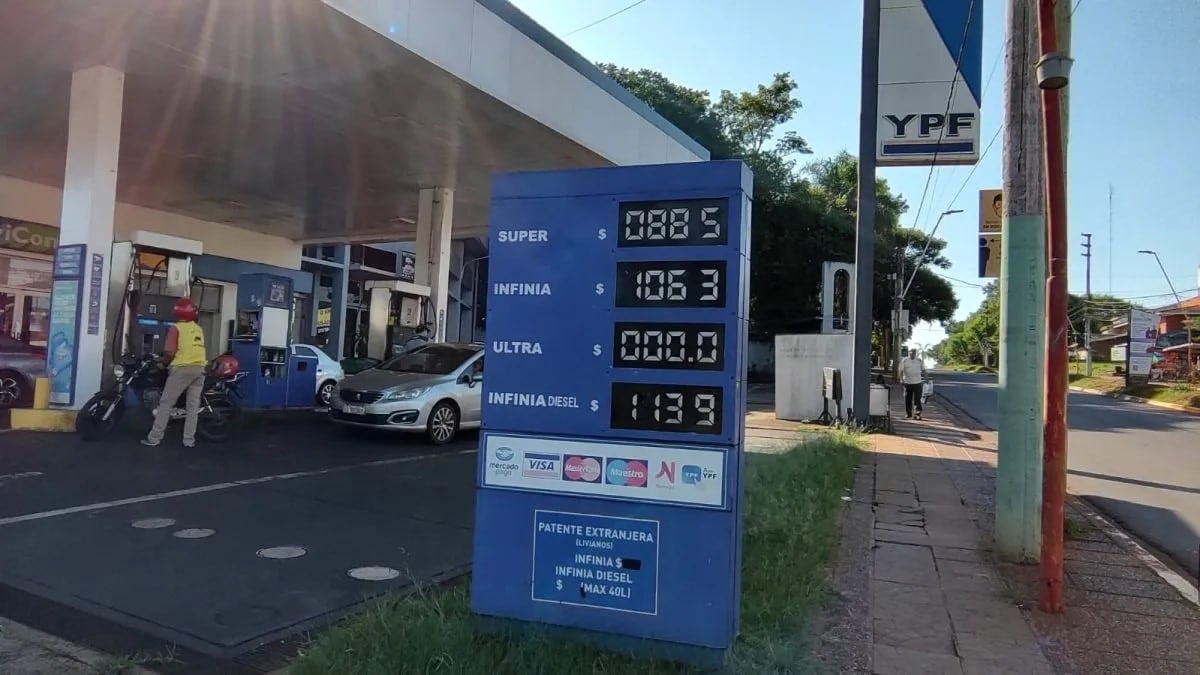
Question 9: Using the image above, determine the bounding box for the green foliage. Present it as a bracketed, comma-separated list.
[292, 434, 863, 675]
[598, 65, 958, 337]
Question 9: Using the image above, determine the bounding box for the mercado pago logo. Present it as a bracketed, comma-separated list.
[562, 455, 603, 483]
[488, 446, 519, 478]
[605, 458, 648, 488]
[522, 452, 561, 480]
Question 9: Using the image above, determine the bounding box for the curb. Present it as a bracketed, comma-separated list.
[1068, 496, 1199, 607]
[930, 390, 1200, 606]
[1068, 386, 1200, 416]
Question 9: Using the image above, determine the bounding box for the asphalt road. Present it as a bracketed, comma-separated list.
[932, 370, 1200, 581]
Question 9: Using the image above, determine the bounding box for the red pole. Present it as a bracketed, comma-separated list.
[1038, 0, 1069, 614]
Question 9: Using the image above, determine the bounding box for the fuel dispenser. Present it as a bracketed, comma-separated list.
[230, 273, 316, 408]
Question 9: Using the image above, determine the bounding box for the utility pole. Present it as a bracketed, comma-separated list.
[851, 0, 881, 425]
[995, 0, 1047, 563]
[1082, 233, 1092, 376]
[1037, 0, 1074, 615]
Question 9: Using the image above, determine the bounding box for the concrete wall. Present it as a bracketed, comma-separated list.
[0, 176, 302, 270]
[775, 334, 856, 422]
[324, 0, 708, 166]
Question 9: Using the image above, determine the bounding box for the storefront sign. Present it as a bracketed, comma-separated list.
[0, 218, 58, 255]
[531, 510, 659, 615]
[48, 244, 86, 405]
[87, 254, 105, 335]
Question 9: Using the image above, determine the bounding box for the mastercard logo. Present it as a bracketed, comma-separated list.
[562, 456, 603, 483]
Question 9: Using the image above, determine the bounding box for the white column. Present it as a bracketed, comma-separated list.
[416, 187, 453, 342]
[53, 66, 124, 408]
[367, 285, 391, 360]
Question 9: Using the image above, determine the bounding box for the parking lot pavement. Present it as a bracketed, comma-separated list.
[0, 412, 477, 664]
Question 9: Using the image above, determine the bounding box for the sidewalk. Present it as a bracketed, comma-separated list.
[0, 617, 155, 675]
[817, 387, 1200, 674]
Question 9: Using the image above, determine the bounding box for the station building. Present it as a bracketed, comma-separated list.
[0, 0, 706, 410]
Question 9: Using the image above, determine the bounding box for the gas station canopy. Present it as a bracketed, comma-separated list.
[0, 0, 707, 244]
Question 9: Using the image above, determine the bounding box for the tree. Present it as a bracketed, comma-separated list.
[598, 66, 959, 338]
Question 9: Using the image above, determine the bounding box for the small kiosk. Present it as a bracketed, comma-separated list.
[231, 273, 316, 409]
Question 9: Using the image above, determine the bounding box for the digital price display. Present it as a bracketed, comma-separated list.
[612, 322, 725, 371]
[615, 260, 726, 308]
[475, 161, 751, 661]
[610, 382, 723, 435]
[618, 198, 729, 247]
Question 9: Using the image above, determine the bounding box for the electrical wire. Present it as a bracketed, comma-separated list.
[902, 0, 979, 248]
[562, 0, 649, 37]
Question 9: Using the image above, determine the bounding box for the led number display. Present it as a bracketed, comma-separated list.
[610, 382, 723, 435]
[612, 322, 725, 371]
[617, 198, 729, 247]
[615, 260, 727, 308]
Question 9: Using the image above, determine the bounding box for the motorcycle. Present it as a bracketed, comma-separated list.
[76, 353, 245, 441]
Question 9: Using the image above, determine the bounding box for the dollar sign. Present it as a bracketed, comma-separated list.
[590, 400, 599, 412]
[594, 283, 605, 295]
[556, 579, 563, 591]
[597, 228, 607, 240]
[593, 344, 602, 357]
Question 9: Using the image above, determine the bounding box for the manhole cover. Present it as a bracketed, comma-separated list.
[173, 528, 216, 539]
[256, 546, 307, 559]
[348, 566, 400, 581]
[131, 518, 176, 529]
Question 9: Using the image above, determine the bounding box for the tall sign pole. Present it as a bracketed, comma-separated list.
[852, 0, 881, 424]
[995, 0, 1046, 563]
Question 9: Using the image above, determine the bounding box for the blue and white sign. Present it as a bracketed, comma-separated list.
[877, 0, 984, 166]
[532, 510, 660, 615]
[471, 161, 752, 661]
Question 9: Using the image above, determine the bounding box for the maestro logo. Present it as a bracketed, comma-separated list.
[522, 452, 561, 480]
[495, 446, 515, 461]
[562, 456, 603, 483]
[605, 458, 648, 488]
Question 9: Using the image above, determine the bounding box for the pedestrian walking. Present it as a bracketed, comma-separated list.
[899, 349, 927, 420]
[142, 298, 208, 448]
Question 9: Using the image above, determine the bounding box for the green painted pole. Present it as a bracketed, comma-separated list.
[995, 0, 1045, 563]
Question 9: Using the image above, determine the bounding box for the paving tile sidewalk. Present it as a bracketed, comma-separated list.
[817, 387, 1200, 674]
[0, 616, 156, 674]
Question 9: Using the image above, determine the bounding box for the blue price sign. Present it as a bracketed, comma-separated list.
[531, 510, 659, 615]
[472, 161, 752, 659]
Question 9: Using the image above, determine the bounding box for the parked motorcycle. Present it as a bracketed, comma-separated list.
[76, 353, 245, 441]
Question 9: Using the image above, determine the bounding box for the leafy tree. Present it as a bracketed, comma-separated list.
[599, 65, 959, 339]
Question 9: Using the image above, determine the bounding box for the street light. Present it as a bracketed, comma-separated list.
[893, 209, 963, 374]
[1137, 249, 1192, 379]
[902, 209, 963, 298]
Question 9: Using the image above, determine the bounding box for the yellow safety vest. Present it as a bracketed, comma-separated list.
[173, 321, 208, 366]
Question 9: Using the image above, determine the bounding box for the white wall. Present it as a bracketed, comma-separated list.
[0, 176, 302, 270]
[775, 334, 856, 422]
[323, 0, 707, 166]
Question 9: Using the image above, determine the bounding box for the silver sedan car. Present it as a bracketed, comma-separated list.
[329, 343, 483, 444]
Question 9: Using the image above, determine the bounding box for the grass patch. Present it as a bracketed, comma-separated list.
[1069, 361, 1200, 408]
[292, 434, 862, 675]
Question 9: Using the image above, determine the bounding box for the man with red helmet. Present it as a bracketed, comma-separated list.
[142, 297, 208, 448]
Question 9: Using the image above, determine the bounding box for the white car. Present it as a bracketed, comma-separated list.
[291, 344, 345, 406]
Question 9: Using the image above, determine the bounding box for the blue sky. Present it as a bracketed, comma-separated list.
[509, 0, 1200, 345]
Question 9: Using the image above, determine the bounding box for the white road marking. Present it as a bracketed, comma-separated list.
[131, 517, 176, 529]
[173, 528, 216, 539]
[0, 449, 476, 528]
[257, 546, 307, 559]
[348, 566, 401, 581]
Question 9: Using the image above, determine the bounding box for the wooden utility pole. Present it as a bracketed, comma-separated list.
[1082, 233, 1092, 376]
[995, 0, 1047, 563]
